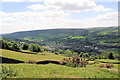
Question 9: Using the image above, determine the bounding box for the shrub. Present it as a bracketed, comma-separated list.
[105, 63, 114, 68]
[99, 64, 105, 68]
[24, 60, 36, 64]
[64, 49, 73, 57]
[2, 65, 18, 78]
[99, 63, 114, 68]
[60, 56, 88, 67]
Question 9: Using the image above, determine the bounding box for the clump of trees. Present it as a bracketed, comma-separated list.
[51, 48, 90, 58]
[0, 39, 44, 53]
[29, 43, 44, 52]
[1, 39, 20, 52]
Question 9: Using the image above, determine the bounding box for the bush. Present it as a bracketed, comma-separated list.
[105, 63, 114, 68]
[100, 64, 105, 68]
[64, 49, 73, 57]
[2, 65, 18, 78]
[60, 56, 88, 67]
[99, 63, 114, 68]
[24, 60, 36, 64]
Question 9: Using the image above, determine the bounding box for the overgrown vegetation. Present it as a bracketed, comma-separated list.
[24, 60, 36, 64]
[99, 63, 114, 68]
[60, 56, 88, 67]
[2, 65, 18, 78]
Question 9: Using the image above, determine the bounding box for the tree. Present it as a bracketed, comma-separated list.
[38, 46, 44, 52]
[73, 52, 78, 56]
[29, 43, 39, 52]
[22, 43, 29, 50]
[108, 52, 115, 59]
[1, 40, 9, 49]
[7, 42, 12, 50]
[64, 49, 72, 57]
[102, 51, 109, 59]
[82, 53, 89, 57]
[11, 42, 20, 51]
[79, 52, 84, 57]
[59, 49, 64, 54]
[29, 43, 44, 52]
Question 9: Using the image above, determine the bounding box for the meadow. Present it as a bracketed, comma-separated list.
[1, 49, 120, 78]
[1, 49, 65, 62]
[2, 63, 119, 78]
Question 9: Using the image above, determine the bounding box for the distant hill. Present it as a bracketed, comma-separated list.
[2, 29, 89, 40]
[3, 26, 118, 42]
[3, 27, 118, 40]
[2, 26, 119, 54]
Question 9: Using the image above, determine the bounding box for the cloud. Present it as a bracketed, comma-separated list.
[2, 0, 112, 12]
[45, 0, 97, 12]
[0, 11, 118, 34]
[83, 12, 118, 27]
[1, 0, 44, 2]
[26, 0, 112, 12]
[29, 0, 44, 2]
[1, 0, 25, 2]
[94, 5, 112, 12]
[28, 4, 47, 11]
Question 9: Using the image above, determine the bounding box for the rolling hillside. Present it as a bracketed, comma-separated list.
[2, 27, 119, 44]
[2, 26, 119, 54]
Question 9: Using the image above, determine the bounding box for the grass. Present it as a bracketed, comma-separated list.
[2, 63, 119, 78]
[96, 59, 120, 63]
[1, 49, 65, 62]
[1, 49, 120, 78]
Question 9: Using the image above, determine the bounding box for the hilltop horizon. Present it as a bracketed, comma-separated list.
[1, 26, 118, 35]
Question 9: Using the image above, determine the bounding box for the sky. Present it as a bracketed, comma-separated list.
[0, 0, 119, 34]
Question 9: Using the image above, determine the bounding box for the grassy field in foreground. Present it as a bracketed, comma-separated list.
[1, 49, 120, 78]
[1, 49, 65, 62]
[2, 63, 119, 78]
